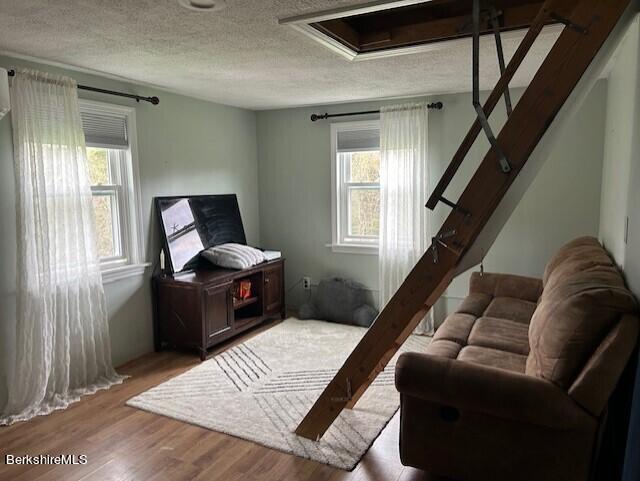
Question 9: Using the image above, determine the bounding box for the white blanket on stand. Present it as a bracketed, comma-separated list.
[201, 243, 266, 269]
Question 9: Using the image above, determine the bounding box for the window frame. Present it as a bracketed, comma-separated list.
[329, 119, 380, 255]
[80, 99, 149, 283]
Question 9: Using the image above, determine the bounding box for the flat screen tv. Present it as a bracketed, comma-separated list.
[155, 194, 246, 273]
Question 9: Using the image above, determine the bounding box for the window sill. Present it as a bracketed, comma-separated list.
[326, 243, 379, 255]
[102, 262, 151, 284]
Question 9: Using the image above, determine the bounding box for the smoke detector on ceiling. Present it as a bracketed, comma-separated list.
[178, 0, 227, 12]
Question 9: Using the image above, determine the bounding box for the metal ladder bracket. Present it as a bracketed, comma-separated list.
[473, 0, 512, 174]
[330, 378, 352, 403]
[489, 6, 513, 116]
[431, 230, 458, 264]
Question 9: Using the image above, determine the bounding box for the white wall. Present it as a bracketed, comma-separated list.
[600, 17, 640, 271]
[620, 18, 640, 298]
[257, 82, 607, 317]
[0, 55, 260, 410]
[600, 14, 640, 293]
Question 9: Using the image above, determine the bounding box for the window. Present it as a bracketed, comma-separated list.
[81, 100, 147, 282]
[330, 120, 380, 254]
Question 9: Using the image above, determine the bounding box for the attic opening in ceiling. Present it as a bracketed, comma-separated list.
[280, 0, 561, 61]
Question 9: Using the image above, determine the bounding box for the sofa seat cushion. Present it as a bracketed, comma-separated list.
[483, 297, 537, 324]
[468, 317, 530, 355]
[458, 346, 527, 373]
[432, 313, 476, 344]
[424, 339, 462, 359]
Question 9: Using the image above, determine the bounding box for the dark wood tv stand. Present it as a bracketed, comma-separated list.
[153, 258, 285, 360]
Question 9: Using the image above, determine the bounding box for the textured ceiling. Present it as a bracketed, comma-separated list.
[0, 0, 561, 110]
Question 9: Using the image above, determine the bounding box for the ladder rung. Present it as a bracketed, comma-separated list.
[550, 13, 588, 34]
[438, 197, 471, 217]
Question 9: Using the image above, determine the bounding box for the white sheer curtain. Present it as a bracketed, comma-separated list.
[1, 69, 125, 425]
[379, 102, 433, 335]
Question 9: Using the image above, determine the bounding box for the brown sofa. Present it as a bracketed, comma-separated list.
[395, 237, 639, 481]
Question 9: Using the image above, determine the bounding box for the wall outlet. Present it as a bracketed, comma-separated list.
[302, 276, 312, 290]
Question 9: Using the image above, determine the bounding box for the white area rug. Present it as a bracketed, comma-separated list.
[126, 319, 430, 470]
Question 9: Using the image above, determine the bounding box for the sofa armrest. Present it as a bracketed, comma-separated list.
[395, 352, 593, 429]
[469, 271, 542, 302]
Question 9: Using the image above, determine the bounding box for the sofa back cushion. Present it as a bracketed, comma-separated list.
[526, 237, 638, 390]
[542, 237, 613, 288]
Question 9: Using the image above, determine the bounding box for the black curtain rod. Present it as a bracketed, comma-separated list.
[310, 101, 443, 121]
[7, 69, 160, 105]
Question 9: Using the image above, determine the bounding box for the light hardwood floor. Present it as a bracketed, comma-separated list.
[0, 321, 435, 481]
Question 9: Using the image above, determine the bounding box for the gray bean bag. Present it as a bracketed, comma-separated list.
[299, 277, 378, 327]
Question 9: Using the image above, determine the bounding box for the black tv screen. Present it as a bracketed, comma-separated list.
[155, 194, 247, 273]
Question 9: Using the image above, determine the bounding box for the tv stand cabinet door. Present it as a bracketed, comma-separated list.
[204, 282, 233, 341]
[264, 263, 284, 315]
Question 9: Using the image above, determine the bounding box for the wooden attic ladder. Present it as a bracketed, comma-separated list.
[295, 0, 636, 441]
